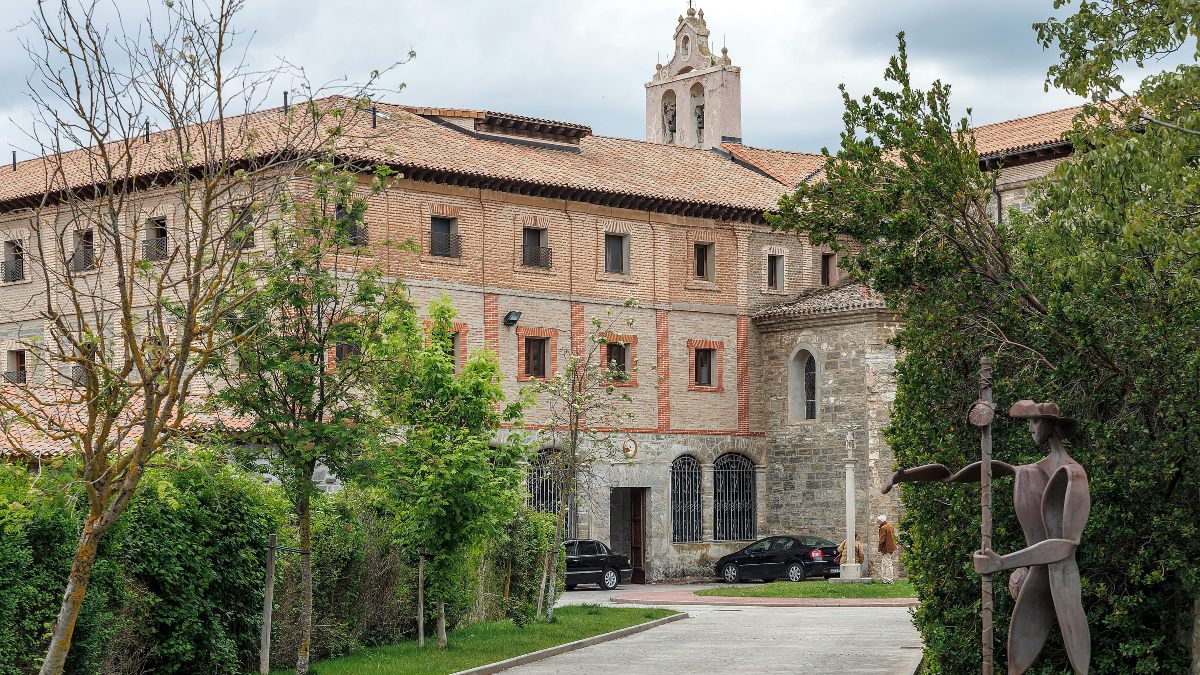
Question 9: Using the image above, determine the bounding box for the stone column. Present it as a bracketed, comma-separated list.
[840, 459, 862, 579]
[701, 462, 715, 541]
[755, 465, 768, 539]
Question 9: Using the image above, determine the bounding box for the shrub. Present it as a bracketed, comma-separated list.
[272, 485, 414, 663]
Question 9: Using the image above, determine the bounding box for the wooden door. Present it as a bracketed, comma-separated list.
[630, 488, 647, 583]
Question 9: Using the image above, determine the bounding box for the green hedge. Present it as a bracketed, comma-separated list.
[0, 454, 286, 674]
[1, 459, 557, 673]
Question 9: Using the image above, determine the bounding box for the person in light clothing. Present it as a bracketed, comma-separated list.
[877, 514, 898, 583]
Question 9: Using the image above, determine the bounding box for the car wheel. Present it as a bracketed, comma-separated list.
[601, 567, 620, 590]
[566, 584, 577, 591]
[722, 563, 740, 583]
[786, 562, 807, 582]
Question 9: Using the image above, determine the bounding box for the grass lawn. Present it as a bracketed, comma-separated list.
[695, 579, 916, 599]
[273, 605, 676, 675]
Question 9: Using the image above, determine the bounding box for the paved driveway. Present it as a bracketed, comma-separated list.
[514, 584, 923, 674]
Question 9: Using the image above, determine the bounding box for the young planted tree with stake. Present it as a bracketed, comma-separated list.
[212, 159, 408, 674]
[370, 298, 530, 649]
[0, 2, 398, 673]
[531, 300, 640, 622]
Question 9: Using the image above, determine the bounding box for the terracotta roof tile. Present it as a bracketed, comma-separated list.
[721, 142, 826, 187]
[0, 97, 786, 214]
[753, 283, 887, 321]
[971, 105, 1084, 157]
[1, 390, 251, 458]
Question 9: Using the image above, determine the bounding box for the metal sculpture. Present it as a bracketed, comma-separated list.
[882, 357, 1091, 674]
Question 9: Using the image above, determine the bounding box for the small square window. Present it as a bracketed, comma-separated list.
[604, 233, 628, 274]
[821, 253, 837, 286]
[69, 229, 96, 273]
[229, 205, 256, 249]
[767, 254, 784, 291]
[2, 239, 24, 283]
[4, 349, 26, 385]
[694, 242, 714, 281]
[334, 342, 361, 362]
[606, 342, 628, 374]
[522, 227, 551, 268]
[694, 348, 714, 387]
[144, 217, 168, 261]
[430, 216, 460, 258]
[449, 332, 462, 371]
[524, 337, 549, 378]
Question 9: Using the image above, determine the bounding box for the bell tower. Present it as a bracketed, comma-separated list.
[645, 4, 741, 150]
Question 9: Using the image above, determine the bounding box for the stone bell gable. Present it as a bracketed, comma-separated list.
[645, 5, 741, 149]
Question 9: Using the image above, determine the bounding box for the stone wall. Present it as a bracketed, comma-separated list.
[755, 309, 902, 575]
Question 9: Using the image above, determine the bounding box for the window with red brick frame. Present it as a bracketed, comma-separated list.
[600, 333, 638, 386]
[687, 339, 724, 392]
[516, 326, 558, 381]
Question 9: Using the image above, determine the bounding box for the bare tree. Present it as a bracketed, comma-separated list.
[0, 2, 401, 672]
[530, 300, 641, 621]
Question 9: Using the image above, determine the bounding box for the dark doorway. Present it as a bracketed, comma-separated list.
[610, 487, 649, 584]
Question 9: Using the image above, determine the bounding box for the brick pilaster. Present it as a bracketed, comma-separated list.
[656, 309, 671, 431]
[737, 314, 750, 433]
[570, 301, 585, 355]
[483, 293, 499, 355]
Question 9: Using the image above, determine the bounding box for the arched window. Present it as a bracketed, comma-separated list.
[689, 83, 705, 146]
[789, 348, 818, 422]
[671, 455, 702, 543]
[526, 447, 576, 537]
[713, 453, 755, 541]
[661, 90, 677, 145]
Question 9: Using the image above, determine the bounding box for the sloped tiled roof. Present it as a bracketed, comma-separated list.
[971, 105, 1083, 157]
[753, 283, 887, 322]
[1, 395, 250, 458]
[721, 142, 826, 187]
[0, 97, 787, 215]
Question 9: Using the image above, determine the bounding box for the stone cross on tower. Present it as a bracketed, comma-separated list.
[644, 5, 742, 150]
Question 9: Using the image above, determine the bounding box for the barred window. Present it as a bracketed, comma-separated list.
[714, 453, 756, 541]
[671, 455, 702, 543]
[527, 447, 576, 537]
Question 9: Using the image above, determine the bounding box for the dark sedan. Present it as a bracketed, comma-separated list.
[714, 535, 841, 583]
[564, 539, 634, 590]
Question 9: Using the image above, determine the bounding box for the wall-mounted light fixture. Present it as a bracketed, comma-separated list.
[503, 311, 522, 327]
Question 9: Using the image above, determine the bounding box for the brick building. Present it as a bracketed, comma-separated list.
[0, 6, 1080, 581]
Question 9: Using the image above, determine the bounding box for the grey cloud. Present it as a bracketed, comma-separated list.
[0, 0, 1118, 157]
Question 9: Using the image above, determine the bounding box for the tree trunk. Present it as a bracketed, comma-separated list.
[39, 517, 103, 675]
[417, 552, 425, 648]
[1191, 593, 1200, 675]
[295, 491, 314, 675]
[436, 602, 447, 649]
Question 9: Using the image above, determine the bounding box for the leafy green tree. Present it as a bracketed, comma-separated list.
[370, 297, 529, 648]
[771, 30, 1200, 673]
[213, 158, 406, 675]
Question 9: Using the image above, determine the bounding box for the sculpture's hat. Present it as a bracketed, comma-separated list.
[1008, 400, 1078, 438]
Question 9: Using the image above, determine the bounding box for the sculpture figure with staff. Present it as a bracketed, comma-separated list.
[883, 357, 1091, 674]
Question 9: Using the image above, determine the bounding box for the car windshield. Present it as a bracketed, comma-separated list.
[802, 537, 835, 547]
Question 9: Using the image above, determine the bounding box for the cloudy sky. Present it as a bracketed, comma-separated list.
[0, 0, 1166, 157]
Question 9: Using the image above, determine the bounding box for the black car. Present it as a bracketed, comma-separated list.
[564, 539, 634, 590]
[714, 535, 841, 583]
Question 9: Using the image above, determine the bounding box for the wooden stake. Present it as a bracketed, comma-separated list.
[417, 552, 425, 649]
[259, 533, 276, 675]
